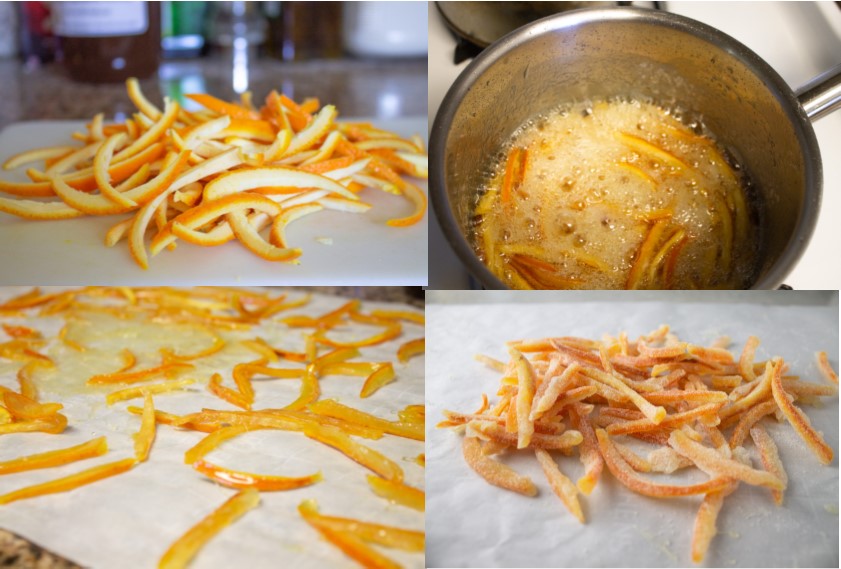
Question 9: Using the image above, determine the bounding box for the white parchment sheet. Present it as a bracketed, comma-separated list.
[426, 292, 838, 568]
[0, 288, 424, 569]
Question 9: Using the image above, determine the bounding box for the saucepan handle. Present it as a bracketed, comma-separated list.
[796, 62, 841, 121]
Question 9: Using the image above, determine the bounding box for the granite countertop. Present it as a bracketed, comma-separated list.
[0, 55, 427, 127]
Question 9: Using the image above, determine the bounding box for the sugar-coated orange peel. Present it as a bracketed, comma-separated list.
[0, 80, 427, 269]
[442, 325, 837, 564]
[462, 436, 537, 497]
[535, 448, 585, 523]
[158, 488, 260, 569]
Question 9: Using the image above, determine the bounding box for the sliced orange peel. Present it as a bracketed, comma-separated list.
[0, 80, 427, 268]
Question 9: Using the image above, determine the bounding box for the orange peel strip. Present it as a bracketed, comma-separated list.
[596, 429, 731, 498]
[360, 363, 396, 398]
[105, 378, 196, 405]
[158, 488, 260, 569]
[573, 363, 667, 424]
[0, 457, 136, 506]
[303, 422, 403, 481]
[366, 474, 424, 511]
[728, 399, 777, 449]
[208, 372, 251, 410]
[691, 481, 738, 563]
[750, 424, 788, 506]
[299, 507, 402, 569]
[571, 404, 603, 495]
[816, 351, 838, 384]
[186, 93, 261, 120]
[87, 362, 194, 385]
[0, 436, 108, 475]
[739, 336, 760, 381]
[370, 309, 424, 325]
[605, 401, 724, 436]
[315, 317, 401, 349]
[193, 458, 321, 491]
[133, 392, 156, 462]
[385, 180, 427, 227]
[184, 425, 251, 465]
[397, 338, 425, 364]
[3, 145, 77, 171]
[2, 391, 63, 420]
[770, 361, 834, 465]
[284, 364, 319, 411]
[535, 448, 585, 523]
[298, 499, 423, 552]
[668, 430, 785, 489]
[0, 413, 67, 435]
[509, 348, 536, 449]
[202, 165, 357, 201]
[462, 436, 537, 496]
[309, 399, 423, 441]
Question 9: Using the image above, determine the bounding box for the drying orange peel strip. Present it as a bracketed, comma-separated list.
[0, 80, 427, 269]
[440, 326, 838, 563]
[0, 287, 424, 568]
[158, 488, 260, 569]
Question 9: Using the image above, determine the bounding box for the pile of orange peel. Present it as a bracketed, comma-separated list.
[439, 326, 837, 563]
[0, 80, 428, 269]
[0, 287, 425, 568]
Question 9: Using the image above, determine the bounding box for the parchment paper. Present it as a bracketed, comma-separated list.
[426, 293, 838, 568]
[0, 287, 424, 569]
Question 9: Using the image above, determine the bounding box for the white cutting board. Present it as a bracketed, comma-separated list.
[0, 119, 428, 286]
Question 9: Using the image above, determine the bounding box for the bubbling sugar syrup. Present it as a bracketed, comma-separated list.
[470, 98, 761, 289]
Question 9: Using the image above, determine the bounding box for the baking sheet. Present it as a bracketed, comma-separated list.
[0, 287, 425, 569]
[426, 292, 839, 568]
[0, 119, 428, 286]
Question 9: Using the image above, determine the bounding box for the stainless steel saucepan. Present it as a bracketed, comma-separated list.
[430, 7, 841, 289]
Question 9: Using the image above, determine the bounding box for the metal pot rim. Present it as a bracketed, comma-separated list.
[430, 6, 822, 290]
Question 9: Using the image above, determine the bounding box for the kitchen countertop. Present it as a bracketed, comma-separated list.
[0, 55, 427, 127]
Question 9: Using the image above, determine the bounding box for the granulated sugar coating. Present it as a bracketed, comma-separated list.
[472, 99, 760, 289]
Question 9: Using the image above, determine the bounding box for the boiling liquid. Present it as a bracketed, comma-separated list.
[472, 100, 760, 289]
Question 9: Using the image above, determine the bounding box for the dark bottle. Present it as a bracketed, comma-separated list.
[279, 1, 342, 61]
[54, 1, 161, 83]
